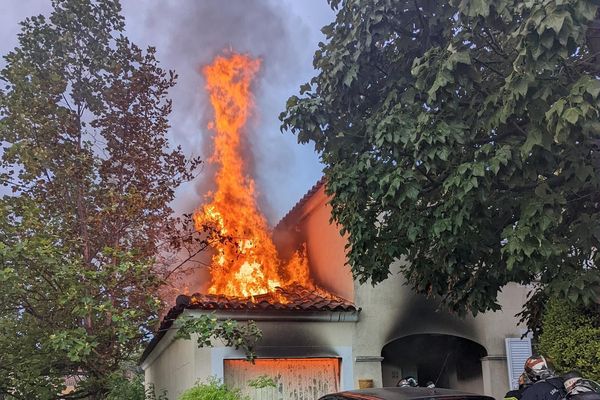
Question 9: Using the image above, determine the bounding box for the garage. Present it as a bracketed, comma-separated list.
[224, 357, 341, 400]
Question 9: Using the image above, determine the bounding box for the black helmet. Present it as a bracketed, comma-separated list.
[524, 355, 554, 382]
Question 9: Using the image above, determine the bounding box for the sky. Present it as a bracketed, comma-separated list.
[0, 0, 335, 225]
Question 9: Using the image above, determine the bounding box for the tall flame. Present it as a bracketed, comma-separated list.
[193, 52, 311, 298]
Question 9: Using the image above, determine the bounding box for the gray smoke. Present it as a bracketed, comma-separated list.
[123, 0, 321, 223]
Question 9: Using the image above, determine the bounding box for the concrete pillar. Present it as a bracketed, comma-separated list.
[481, 355, 508, 400]
[354, 356, 384, 389]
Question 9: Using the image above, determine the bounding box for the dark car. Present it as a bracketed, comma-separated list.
[319, 387, 495, 400]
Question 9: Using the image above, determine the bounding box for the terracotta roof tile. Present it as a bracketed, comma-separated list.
[182, 283, 357, 312]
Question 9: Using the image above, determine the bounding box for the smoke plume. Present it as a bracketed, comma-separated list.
[135, 0, 316, 222]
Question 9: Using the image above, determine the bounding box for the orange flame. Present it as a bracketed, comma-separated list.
[193, 52, 312, 298]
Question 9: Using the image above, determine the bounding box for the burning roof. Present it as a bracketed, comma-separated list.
[179, 283, 357, 312]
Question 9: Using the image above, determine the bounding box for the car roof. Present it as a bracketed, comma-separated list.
[319, 387, 496, 400]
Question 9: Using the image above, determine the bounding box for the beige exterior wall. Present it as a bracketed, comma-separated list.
[351, 260, 528, 399]
[143, 327, 212, 400]
[144, 183, 529, 400]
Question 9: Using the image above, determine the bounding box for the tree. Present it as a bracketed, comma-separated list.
[0, 0, 200, 398]
[281, 0, 600, 317]
[537, 298, 600, 381]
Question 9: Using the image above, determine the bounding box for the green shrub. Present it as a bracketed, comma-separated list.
[537, 298, 600, 380]
[178, 378, 247, 400]
[105, 374, 145, 400]
[105, 373, 168, 400]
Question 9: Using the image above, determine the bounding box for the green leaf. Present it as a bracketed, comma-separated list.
[460, 0, 490, 17]
[586, 80, 600, 99]
[451, 51, 471, 65]
[544, 11, 568, 33]
[564, 108, 580, 125]
[472, 163, 485, 177]
[522, 128, 543, 154]
[343, 64, 358, 87]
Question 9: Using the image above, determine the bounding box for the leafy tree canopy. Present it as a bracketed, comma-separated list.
[281, 0, 600, 317]
[0, 0, 200, 398]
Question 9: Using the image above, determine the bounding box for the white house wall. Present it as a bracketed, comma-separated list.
[349, 258, 528, 400]
[143, 329, 212, 400]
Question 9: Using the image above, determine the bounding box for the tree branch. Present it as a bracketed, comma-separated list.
[163, 243, 210, 281]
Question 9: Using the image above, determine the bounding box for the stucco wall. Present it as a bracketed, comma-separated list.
[349, 259, 527, 399]
[273, 184, 528, 399]
[352, 260, 527, 354]
[143, 329, 212, 399]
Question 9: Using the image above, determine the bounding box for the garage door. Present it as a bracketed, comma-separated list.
[224, 357, 340, 400]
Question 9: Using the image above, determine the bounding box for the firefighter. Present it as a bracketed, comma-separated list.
[563, 371, 600, 400]
[520, 355, 565, 400]
[504, 373, 533, 400]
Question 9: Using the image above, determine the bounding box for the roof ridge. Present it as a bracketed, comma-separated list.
[274, 176, 326, 230]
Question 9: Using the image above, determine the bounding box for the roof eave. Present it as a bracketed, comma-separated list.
[187, 307, 361, 322]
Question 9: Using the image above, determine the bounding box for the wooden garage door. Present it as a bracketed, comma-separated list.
[224, 358, 340, 400]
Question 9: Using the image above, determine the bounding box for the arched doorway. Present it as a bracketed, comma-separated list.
[381, 334, 487, 392]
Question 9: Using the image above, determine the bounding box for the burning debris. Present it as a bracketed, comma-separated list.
[192, 52, 314, 299]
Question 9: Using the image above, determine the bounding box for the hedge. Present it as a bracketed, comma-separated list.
[537, 298, 600, 380]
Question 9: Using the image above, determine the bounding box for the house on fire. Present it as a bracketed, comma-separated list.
[141, 179, 531, 400]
